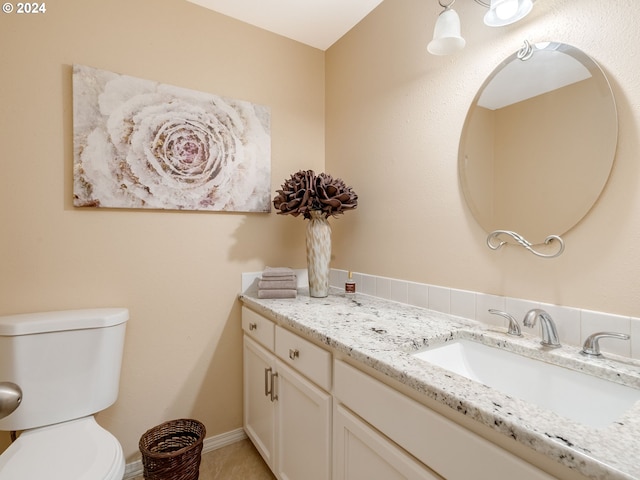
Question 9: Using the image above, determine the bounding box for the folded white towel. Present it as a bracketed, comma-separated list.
[258, 289, 297, 299]
[262, 266, 295, 278]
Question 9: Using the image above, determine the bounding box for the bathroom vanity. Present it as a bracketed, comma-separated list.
[240, 289, 640, 480]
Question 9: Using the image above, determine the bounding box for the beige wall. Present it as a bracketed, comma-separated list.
[327, 0, 640, 317]
[0, 0, 323, 459]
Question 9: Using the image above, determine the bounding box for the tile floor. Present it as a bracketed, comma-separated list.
[132, 438, 275, 480]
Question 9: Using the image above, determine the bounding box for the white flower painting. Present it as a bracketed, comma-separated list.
[73, 64, 271, 212]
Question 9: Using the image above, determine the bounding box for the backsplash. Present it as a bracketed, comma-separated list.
[241, 269, 640, 360]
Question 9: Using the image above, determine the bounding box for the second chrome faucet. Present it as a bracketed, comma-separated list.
[523, 309, 561, 348]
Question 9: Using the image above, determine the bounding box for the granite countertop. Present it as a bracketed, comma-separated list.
[239, 289, 640, 480]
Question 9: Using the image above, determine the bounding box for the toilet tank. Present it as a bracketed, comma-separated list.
[0, 308, 128, 431]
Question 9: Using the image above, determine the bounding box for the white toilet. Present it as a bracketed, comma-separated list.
[0, 308, 129, 480]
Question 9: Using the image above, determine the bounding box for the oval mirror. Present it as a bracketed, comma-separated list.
[459, 41, 617, 245]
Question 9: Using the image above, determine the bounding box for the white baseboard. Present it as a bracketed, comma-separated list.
[123, 427, 248, 479]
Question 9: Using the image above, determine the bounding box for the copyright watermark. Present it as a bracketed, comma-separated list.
[2, 3, 47, 14]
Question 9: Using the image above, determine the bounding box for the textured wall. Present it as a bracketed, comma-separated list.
[0, 0, 324, 459]
[327, 0, 640, 317]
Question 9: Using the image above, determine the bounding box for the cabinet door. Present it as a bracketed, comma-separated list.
[333, 403, 442, 480]
[244, 335, 276, 469]
[275, 359, 332, 480]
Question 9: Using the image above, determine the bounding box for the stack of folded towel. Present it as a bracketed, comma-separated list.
[258, 267, 298, 299]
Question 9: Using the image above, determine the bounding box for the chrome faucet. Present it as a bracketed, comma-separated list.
[523, 309, 561, 348]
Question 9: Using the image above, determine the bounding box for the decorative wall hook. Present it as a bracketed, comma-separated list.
[487, 230, 565, 258]
[517, 40, 534, 61]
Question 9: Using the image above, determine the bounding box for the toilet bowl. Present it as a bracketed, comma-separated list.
[0, 416, 125, 480]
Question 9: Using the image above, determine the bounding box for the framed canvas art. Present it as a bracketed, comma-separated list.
[73, 64, 271, 212]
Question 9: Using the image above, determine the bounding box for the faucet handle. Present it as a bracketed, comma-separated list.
[488, 309, 522, 337]
[581, 331, 630, 357]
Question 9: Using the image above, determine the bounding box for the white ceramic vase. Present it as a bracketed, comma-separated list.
[306, 210, 331, 298]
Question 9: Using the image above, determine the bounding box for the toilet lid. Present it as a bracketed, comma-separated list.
[0, 416, 124, 480]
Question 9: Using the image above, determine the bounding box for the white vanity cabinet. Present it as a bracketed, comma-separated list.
[243, 305, 556, 480]
[242, 307, 332, 480]
[333, 360, 555, 480]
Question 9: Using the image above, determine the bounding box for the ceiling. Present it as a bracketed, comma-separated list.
[185, 0, 384, 50]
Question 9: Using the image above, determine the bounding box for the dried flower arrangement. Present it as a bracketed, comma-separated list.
[273, 170, 358, 219]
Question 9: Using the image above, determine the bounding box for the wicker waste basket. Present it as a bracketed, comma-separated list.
[139, 418, 206, 480]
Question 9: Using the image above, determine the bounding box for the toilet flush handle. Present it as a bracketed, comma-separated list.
[0, 382, 22, 420]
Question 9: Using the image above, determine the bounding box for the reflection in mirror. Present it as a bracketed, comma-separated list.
[459, 42, 617, 246]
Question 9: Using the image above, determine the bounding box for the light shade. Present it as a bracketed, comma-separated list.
[427, 8, 466, 56]
[484, 0, 533, 27]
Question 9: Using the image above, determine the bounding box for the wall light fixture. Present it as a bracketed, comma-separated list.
[428, 0, 534, 55]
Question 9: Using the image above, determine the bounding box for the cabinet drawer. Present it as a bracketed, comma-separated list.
[242, 307, 275, 350]
[275, 326, 332, 391]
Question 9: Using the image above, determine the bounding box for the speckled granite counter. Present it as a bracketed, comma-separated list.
[239, 289, 640, 480]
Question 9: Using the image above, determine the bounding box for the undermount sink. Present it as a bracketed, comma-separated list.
[412, 339, 640, 428]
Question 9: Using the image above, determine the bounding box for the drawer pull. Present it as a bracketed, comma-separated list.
[270, 372, 278, 402]
[249, 322, 257, 331]
[289, 348, 300, 360]
[264, 367, 272, 397]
